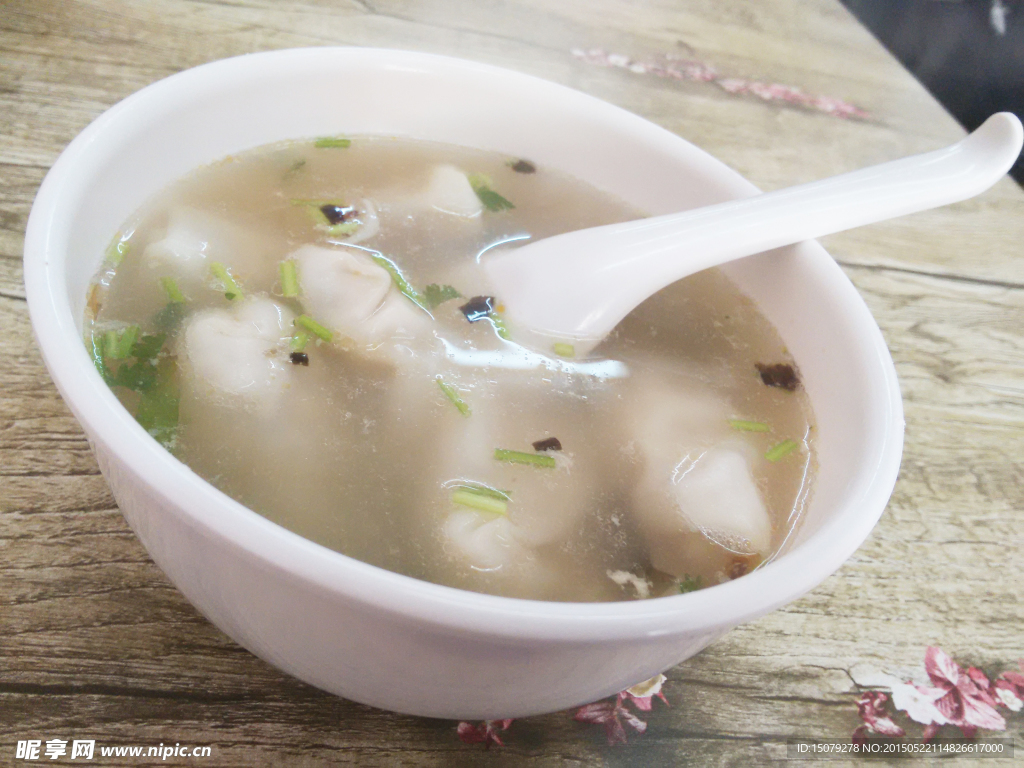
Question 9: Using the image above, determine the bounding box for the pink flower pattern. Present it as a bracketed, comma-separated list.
[922, 647, 1006, 739]
[569, 674, 669, 745]
[574, 697, 649, 746]
[571, 48, 869, 119]
[852, 691, 905, 744]
[454, 651, 1023, 749]
[854, 648, 1022, 744]
[456, 719, 513, 748]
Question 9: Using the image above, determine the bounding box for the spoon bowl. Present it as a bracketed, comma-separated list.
[484, 113, 1023, 355]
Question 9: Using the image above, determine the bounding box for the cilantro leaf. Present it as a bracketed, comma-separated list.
[423, 283, 462, 309]
[678, 575, 703, 594]
[131, 333, 167, 362]
[135, 360, 180, 449]
[110, 359, 158, 392]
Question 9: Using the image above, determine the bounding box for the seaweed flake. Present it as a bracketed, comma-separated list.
[531, 437, 562, 452]
[460, 296, 495, 323]
[755, 362, 800, 391]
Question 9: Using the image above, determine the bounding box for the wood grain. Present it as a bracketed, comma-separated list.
[2, 1, 1022, 765]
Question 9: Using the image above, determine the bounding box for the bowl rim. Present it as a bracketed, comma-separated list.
[23, 46, 904, 642]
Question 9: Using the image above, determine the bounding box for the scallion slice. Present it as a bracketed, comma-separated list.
[490, 314, 512, 341]
[368, 253, 428, 311]
[494, 448, 556, 469]
[729, 419, 770, 433]
[115, 325, 140, 359]
[450, 482, 511, 501]
[106, 238, 130, 266]
[88, 330, 108, 379]
[102, 326, 139, 360]
[765, 439, 800, 462]
[324, 221, 361, 237]
[467, 173, 515, 212]
[279, 259, 300, 298]
[160, 276, 187, 303]
[553, 342, 575, 358]
[436, 376, 470, 416]
[452, 488, 508, 515]
[290, 331, 309, 352]
[103, 329, 119, 360]
[294, 314, 333, 342]
[209, 262, 243, 301]
[314, 136, 351, 148]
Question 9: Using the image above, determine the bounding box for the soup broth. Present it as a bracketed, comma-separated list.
[85, 136, 814, 602]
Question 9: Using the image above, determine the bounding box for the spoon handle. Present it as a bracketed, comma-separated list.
[486, 113, 1023, 346]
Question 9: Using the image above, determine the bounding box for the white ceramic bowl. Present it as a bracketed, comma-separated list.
[24, 48, 904, 719]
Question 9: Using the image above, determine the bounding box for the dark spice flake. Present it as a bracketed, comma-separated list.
[460, 296, 496, 323]
[755, 362, 800, 391]
[290, 352, 310, 366]
[510, 159, 536, 174]
[531, 437, 562, 452]
[319, 203, 355, 225]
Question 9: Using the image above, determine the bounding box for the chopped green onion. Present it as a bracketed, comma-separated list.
[729, 419, 770, 433]
[436, 376, 470, 416]
[678, 575, 703, 594]
[553, 342, 575, 358]
[467, 173, 515, 212]
[765, 439, 800, 462]
[106, 237, 130, 266]
[323, 221, 360, 236]
[279, 260, 300, 298]
[494, 448, 556, 468]
[209, 262, 243, 301]
[423, 283, 462, 310]
[102, 326, 139, 360]
[160, 276, 187, 303]
[314, 136, 351, 148]
[88, 330, 109, 380]
[294, 314, 333, 342]
[103, 329, 119, 360]
[291, 199, 358, 234]
[115, 325, 140, 359]
[452, 489, 508, 515]
[290, 331, 309, 352]
[367, 253, 428, 311]
[450, 482, 511, 501]
[490, 314, 512, 341]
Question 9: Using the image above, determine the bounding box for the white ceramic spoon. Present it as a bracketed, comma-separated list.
[483, 112, 1023, 355]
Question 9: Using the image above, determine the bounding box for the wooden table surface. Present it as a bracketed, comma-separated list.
[2, 1, 1022, 765]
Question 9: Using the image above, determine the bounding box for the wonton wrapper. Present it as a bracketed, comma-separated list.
[422, 164, 483, 218]
[143, 207, 270, 284]
[627, 370, 773, 577]
[290, 244, 432, 353]
[181, 297, 294, 404]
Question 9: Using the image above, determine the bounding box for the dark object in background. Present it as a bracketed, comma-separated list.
[840, 0, 1024, 183]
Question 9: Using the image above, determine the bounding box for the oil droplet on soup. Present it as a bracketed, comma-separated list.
[85, 137, 815, 602]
